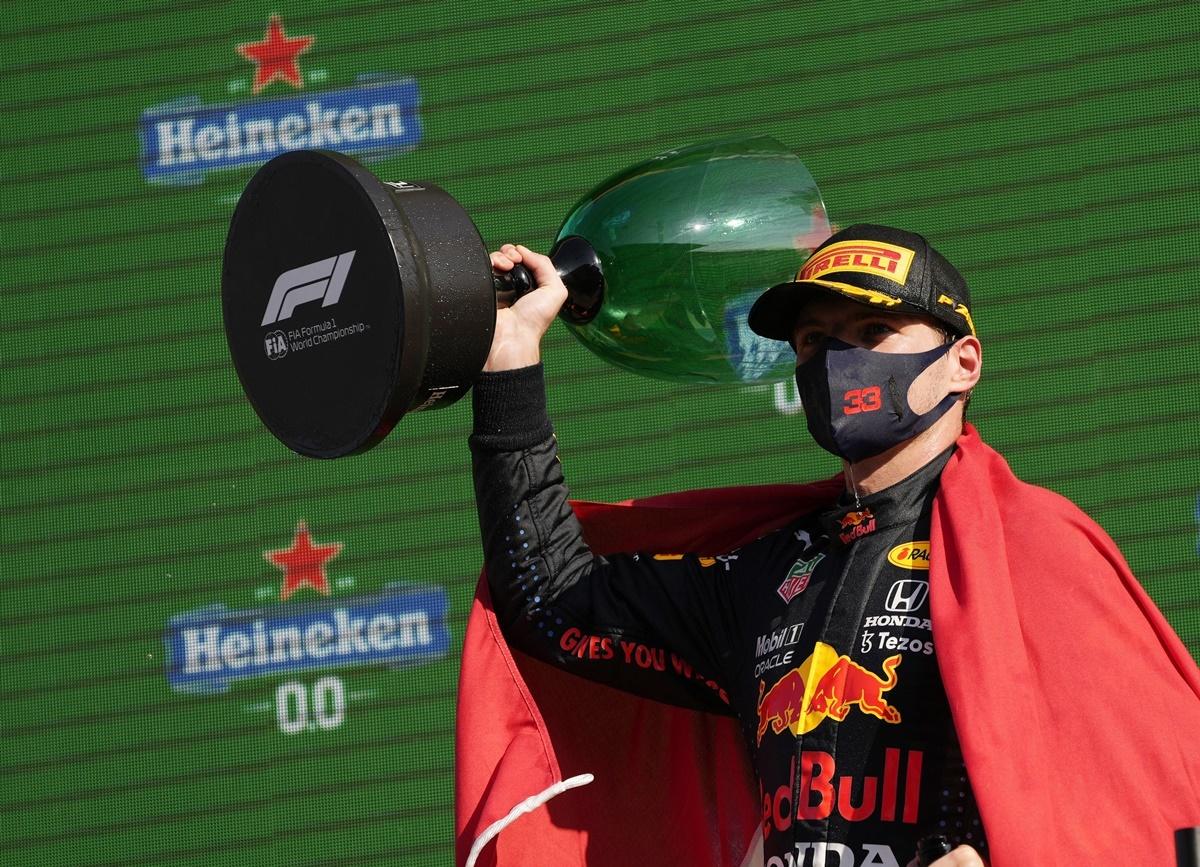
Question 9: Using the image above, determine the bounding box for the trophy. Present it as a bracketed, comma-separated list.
[221, 136, 831, 457]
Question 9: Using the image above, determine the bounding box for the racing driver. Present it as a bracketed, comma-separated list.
[465, 225, 1200, 867]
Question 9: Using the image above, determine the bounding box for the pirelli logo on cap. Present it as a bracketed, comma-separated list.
[798, 240, 916, 286]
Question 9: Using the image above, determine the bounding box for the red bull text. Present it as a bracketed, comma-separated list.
[761, 748, 924, 838]
[837, 509, 877, 544]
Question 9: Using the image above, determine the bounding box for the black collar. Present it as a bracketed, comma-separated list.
[818, 445, 954, 545]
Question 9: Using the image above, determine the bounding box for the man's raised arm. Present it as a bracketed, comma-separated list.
[468, 245, 739, 713]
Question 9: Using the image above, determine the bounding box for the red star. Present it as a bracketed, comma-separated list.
[265, 521, 342, 601]
[237, 15, 314, 94]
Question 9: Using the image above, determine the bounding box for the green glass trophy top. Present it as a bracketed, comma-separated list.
[557, 135, 832, 384]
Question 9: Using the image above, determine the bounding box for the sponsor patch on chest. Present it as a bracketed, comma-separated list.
[887, 541, 930, 569]
[776, 553, 824, 603]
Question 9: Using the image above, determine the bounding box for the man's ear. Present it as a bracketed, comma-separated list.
[947, 336, 981, 394]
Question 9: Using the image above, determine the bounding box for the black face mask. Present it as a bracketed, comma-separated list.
[793, 338, 958, 463]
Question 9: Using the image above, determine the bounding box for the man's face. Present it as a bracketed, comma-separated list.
[789, 293, 949, 367]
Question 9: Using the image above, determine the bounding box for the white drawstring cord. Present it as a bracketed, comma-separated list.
[464, 773, 595, 867]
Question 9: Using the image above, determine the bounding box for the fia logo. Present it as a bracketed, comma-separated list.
[264, 330, 288, 360]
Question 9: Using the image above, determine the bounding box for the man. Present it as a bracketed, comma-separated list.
[460, 226, 1200, 867]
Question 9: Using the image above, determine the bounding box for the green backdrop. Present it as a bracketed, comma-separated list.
[3, 1, 1197, 863]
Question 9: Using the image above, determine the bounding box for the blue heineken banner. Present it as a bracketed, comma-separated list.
[165, 584, 449, 693]
[140, 77, 421, 184]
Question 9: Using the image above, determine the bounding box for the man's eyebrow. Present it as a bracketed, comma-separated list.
[841, 307, 901, 324]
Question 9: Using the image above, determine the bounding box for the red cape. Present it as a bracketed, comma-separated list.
[455, 425, 1200, 866]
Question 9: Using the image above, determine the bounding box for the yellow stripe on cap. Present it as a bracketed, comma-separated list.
[937, 294, 977, 336]
[804, 278, 906, 308]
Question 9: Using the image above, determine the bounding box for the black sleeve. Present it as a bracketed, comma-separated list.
[469, 364, 740, 714]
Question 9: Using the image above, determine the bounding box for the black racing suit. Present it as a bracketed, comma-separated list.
[470, 365, 987, 867]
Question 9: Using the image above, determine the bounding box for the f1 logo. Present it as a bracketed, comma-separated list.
[885, 579, 928, 613]
[261, 251, 356, 326]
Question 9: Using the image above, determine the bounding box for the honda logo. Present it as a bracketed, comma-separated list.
[261, 250, 356, 326]
[885, 580, 928, 613]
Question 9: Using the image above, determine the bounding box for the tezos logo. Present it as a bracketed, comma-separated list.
[262, 251, 356, 325]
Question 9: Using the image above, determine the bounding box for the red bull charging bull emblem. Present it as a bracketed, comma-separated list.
[837, 508, 877, 544]
[756, 641, 901, 743]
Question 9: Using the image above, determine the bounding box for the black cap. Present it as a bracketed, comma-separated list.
[748, 224, 975, 341]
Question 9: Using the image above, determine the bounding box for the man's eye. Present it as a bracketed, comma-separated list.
[862, 322, 893, 339]
[793, 332, 825, 354]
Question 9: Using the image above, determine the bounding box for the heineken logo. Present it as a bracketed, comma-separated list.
[164, 591, 447, 693]
[139, 15, 422, 185]
[161, 521, 449, 741]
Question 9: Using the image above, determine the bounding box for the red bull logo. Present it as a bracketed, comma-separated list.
[761, 747, 924, 838]
[839, 509, 872, 528]
[837, 508, 877, 544]
[756, 642, 902, 744]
